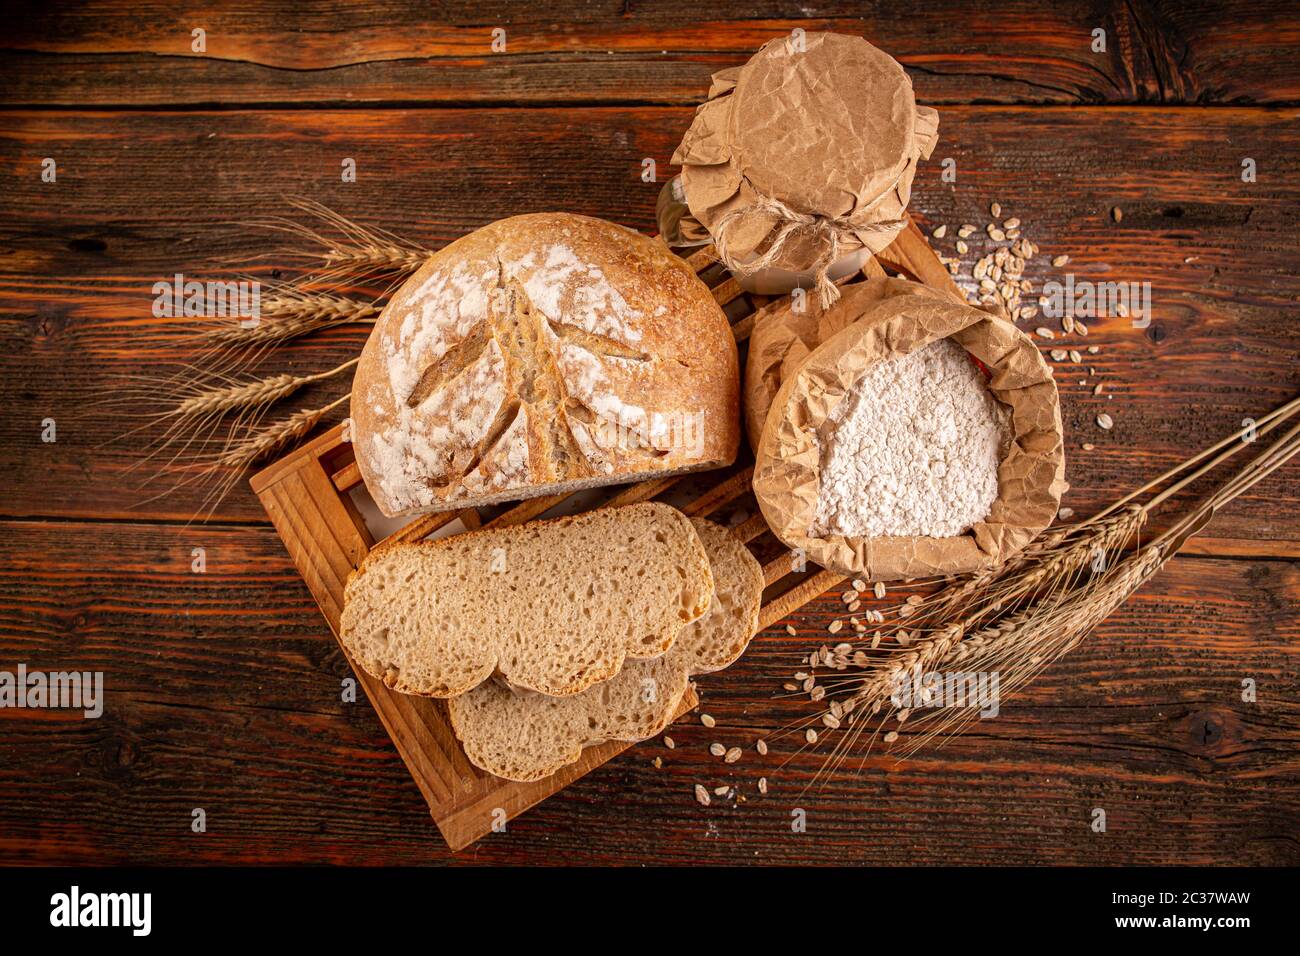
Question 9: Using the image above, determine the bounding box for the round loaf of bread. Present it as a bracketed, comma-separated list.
[351, 213, 741, 516]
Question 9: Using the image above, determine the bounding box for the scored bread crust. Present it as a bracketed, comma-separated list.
[447, 518, 764, 782]
[339, 502, 713, 699]
[351, 212, 741, 518]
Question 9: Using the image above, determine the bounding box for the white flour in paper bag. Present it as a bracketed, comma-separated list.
[813, 338, 1009, 538]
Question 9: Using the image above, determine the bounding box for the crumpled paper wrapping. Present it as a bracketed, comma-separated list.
[752, 289, 1067, 581]
[663, 32, 939, 301]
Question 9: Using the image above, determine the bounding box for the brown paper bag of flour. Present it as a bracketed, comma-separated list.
[664, 32, 939, 303]
[752, 294, 1066, 581]
[744, 276, 961, 452]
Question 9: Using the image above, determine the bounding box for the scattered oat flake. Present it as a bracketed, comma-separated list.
[1112, 206, 1123, 222]
[758, 777, 768, 795]
[1003, 217, 1021, 229]
[805, 728, 818, 745]
[990, 202, 1002, 218]
[785, 624, 797, 637]
[714, 785, 729, 797]
[1052, 254, 1069, 267]
[828, 619, 843, 634]
[883, 731, 900, 744]
[873, 581, 886, 600]
[653, 756, 663, 768]
[709, 742, 725, 757]
[1082, 442, 1095, 451]
[959, 224, 976, 237]
[664, 736, 675, 749]
[1058, 507, 1075, 519]
[1069, 349, 1083, 364]
[1036, 327, 1055, 339]
[694, 784, 710, 806]
[700, 713, 716, 728]
[1050, 348, 1067, 361]
[756, 739, 768, 755]
[1088, 345, 1100, 354]
[1094, 382, 1105, 396]
[1097, 413, 1114, 430]
[822, 713, 841, 729]
[932, 224, 947, 239]
[724, 747, 742, 764]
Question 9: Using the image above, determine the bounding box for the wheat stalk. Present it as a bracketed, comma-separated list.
[796, 395, 1300, 776]
[113, 357, 358, 510]
[164, 358, 356, 428]
[898, 505, 1147, 637]
[217, 394, 349, 468]
[244, 197, 432, 284]
[163, 392, 353, 523]
[203, 291, 380, 347]
[104, 201, 430, 520]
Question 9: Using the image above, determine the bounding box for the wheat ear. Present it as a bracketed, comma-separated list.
[242, 197, 432, 284]
[800, 395, 1300, 774]
[173, 358, 357, 421]
[217, 393, 349, 468]
[116, 357, 359, 495]
[203, 291, 380, 348]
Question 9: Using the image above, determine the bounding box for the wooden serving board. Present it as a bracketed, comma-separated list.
[250, 217, 960, 851]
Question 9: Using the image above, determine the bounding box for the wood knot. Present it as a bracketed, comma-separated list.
[1184, 706, 1239, 758]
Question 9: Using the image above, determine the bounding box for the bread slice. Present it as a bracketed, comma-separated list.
[339, 502, 713, 698]
[447, 518, 764, 781]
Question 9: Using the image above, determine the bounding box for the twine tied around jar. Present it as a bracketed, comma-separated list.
[710, 193, 905, 309]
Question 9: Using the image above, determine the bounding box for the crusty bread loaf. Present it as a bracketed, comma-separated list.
[351, 213, 741, 518]
[339, 502, 713, 698]
[447, 518, 764, 781]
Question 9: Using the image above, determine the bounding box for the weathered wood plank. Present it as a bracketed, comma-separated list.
[0, 520, 1294, 864]
[0, 105, 1295, 552]
[2, 2, 1296, 107]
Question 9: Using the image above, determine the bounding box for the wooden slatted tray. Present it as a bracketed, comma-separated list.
[250, 217, 961, 851]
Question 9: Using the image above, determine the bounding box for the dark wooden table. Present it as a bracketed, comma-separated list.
[1, 2, 1297, 866]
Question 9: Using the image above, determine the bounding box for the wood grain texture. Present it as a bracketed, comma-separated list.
[1, 106, 1295, 553]
[1, 4, 1297, 866]
[2, 2, 1296, 107]
[0, 519, 1294, 865]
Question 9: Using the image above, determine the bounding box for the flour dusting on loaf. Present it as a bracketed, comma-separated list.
[352, 213, 740, 517]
